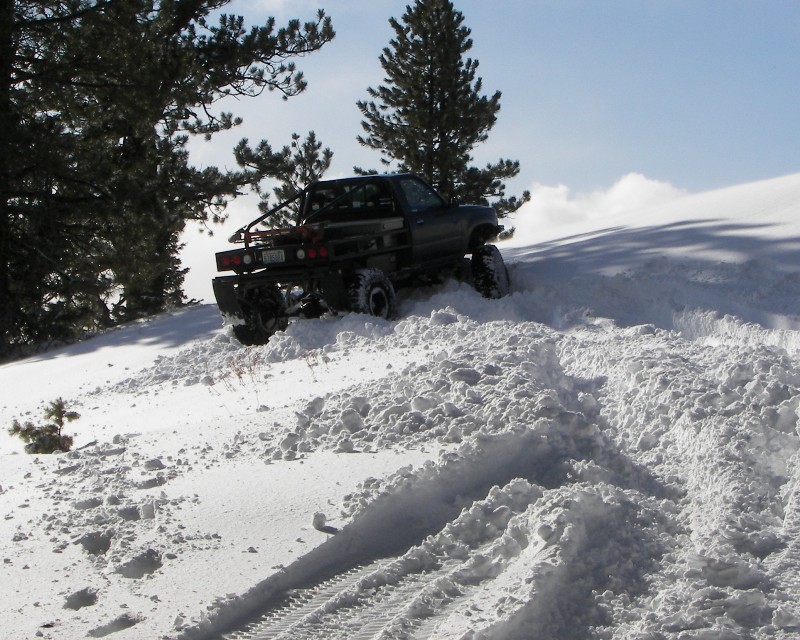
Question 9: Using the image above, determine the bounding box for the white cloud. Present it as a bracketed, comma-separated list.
[580, 173, 688, 218]
[508, 173, 687, 245]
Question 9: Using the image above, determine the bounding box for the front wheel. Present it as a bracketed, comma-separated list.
[348, 268, 398, 320]
[471, 244, 510, 299]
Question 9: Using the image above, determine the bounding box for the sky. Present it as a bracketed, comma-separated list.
[190, 0, 800, 196]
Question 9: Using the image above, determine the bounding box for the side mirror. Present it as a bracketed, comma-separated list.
[449, 197, 460, 208]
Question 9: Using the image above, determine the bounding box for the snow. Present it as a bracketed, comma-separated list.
[3, 172, 800, 639]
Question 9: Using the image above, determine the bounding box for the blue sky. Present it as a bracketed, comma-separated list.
[197, 0, 800, 196]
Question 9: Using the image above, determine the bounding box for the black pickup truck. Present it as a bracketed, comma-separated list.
[212, 173, 509, 344]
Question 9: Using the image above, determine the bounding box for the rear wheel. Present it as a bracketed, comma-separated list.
[471, 244, 510, 299]
[348, 268, 397, 320]
[233, 285, 289, 345]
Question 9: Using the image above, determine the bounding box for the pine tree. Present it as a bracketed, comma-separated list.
[0, 1, 334, 357]
[356, 0, 529, 216]
[0, 0, 13, 346]
[235, 131, 333, 227]
[9, 398, 80, 454]
[271, 132, 334, 219]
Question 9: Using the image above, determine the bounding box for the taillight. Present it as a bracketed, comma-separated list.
[219, 253, 252, 269]
[220, 255, 242, 267]
[296, 246, 329, 260]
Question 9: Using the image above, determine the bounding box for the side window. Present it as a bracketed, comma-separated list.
[399, 178, 445, 212]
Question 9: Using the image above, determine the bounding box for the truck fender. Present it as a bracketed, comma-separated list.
[467, 223, 502, 252]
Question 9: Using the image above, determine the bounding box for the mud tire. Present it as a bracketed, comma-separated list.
[471, 244, 510, 299]
[348, 269, 397, 320]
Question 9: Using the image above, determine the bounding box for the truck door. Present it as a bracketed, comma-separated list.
[397, 176, 464, 265]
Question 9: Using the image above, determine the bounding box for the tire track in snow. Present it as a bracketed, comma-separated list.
[177, 315, 682, 640]
[181, 413, 669, 638]
[220, 562, 384, 639]
[217, 482, 669, 640]
[231, 558, 464, 639]
[181, 424, 579, 639]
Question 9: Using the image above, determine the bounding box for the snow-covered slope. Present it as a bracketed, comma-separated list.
[2, 173, 800, 639]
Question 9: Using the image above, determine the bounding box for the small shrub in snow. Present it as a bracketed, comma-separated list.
[8, 398, 79, 454]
